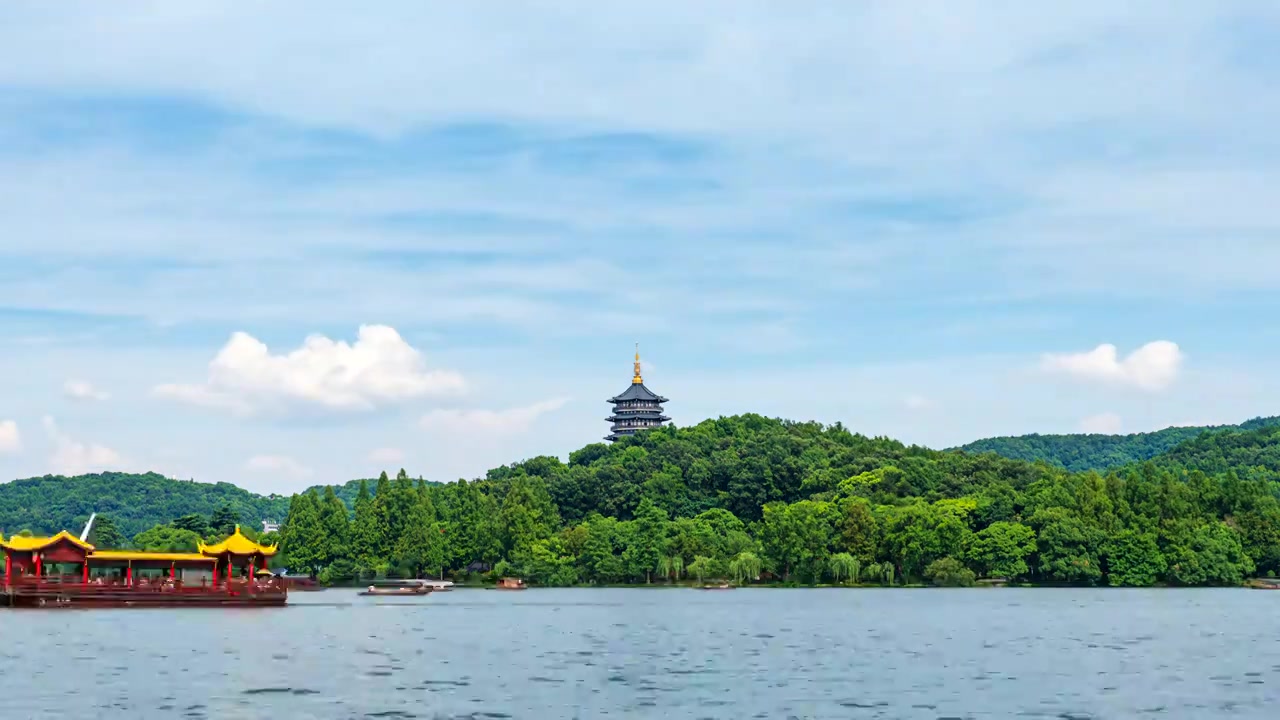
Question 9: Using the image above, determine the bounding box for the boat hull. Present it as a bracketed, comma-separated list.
[4, 586, 286, 608]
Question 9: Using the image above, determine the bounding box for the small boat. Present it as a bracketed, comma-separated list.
[698, 582, 734, 590]
[1248, 578, 1280, 590]
[496, 577, 526, 590]
[422, 580, 454, 592]
[358, 580, 432, 596]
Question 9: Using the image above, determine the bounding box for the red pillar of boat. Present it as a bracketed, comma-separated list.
[226, 559, 232, 593]
[126, 564, 132, 586]
[248, 560, 255, 595]
[170, 563, 175, 581]
[4, 553, 11, 583]
[82, 561, 89, 583]
[34, 553, 41, 578]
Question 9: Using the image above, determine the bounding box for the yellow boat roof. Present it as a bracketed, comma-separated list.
[197, 525, 278, 557]
[1, 530, 95, 552]
[88, 551, 215, 563]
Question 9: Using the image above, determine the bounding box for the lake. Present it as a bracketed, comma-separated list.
[0, 587, 1276, 718]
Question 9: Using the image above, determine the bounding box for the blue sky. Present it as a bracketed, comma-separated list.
[1, 2, 1279, 494]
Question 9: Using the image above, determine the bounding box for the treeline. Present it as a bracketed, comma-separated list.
[0, 471, 290, 537]
[275, 415, 1280, 587]
[954, 416, 1280, 472]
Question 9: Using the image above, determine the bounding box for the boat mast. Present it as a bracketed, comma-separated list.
[79, 512, 96, 542]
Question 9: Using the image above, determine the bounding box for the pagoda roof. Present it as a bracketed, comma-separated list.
[1, 530, 95, 553]
[609, 382, 668, 403]
[89, 551, 215, 563]
[198, 526, 278, 557]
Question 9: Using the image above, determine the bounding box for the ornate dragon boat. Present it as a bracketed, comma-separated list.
[1, 526, 286, 608]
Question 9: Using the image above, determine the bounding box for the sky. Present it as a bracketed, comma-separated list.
[1, 2, 1279, 495]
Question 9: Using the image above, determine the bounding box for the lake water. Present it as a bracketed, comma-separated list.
[0, 587, 1276, 719]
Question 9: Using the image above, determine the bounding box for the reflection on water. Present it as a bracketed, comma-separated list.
[0, 587, 1276, 719]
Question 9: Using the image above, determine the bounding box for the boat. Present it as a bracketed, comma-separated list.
[422, 579, 453, 592]
[1248, 578, 1280, 590]
[698, 582, 734, 590]
[358, 580, 433, 596]
[1, 526, 286, 608]
[496, 577, 527, 590]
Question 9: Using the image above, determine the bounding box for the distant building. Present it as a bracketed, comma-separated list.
[261, 519, 280, 534]
[605, 345, 670, 442]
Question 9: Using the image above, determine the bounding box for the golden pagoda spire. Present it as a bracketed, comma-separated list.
[633, 342, 643, 384]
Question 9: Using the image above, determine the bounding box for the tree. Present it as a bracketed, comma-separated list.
[133, 524, 201, 552]
[624, 497, 668, 583]
[688, 555, 714, 584]
[925, 557, 976, 587]
[1101, 530, 1165, 586]
[281, 491, 325, 577]
[967, 521, 1037, 579]
[395, 490, 443, 578]
[87, 515, 126, 549]
[210, 503, 240, 536]
[172, 513, 209, 536]
[760, 500, 838, 581]
[729, 551, 762, 584]
[319, 486, 350, 568]
[350, 479, 381, 569]
[829, 553, 861, 584]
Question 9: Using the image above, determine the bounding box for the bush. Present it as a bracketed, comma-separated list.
[925, 557, 976, 587]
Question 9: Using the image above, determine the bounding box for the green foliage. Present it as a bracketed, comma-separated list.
[7, 413, 1280, 589]
[132, 524, 202, 552]
[87, 514, 126, 550]
[1101, 530, 1165, 586]
[967, 521, 1036, 579]
[925, 557, 976, 587]
[0, 472, 290, 537]
[954, 416, 1280, 472]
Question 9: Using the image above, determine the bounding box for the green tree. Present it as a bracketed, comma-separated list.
[350, 479, 381, 569]
[688, 555, 714, 584]
[760, 500, 838, 581]
[729, 551, 762, 584]
[624, 497, 668, 583]
[210, 503, 240, 536]
[87, 514, 126, 549]
[133, 524, 202, 552]
[319, 486, 350, 568]
[1101, 530, 1166, 586]
[829, 553, 860, 584]
[172, 513, 209, 536]
[280, 491, 324, 577]
[967, 521, 1037, 579]
[925, 557, 976, 586]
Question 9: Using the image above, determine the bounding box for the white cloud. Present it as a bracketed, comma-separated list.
[0, 420, 20, 454]
[41, 416, 123, 475]
[63, 379, 110, 402]
[420, 398, 569, 435]
[368, 447, 405, 465]
[244, 454, 313, 479]
[154, 325, 465, 414]
[1040, 340, 1183, 391]
[1079, 412, 1123, 434]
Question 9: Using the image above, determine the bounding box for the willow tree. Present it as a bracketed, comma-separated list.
[729, 551, 762, 585]
[829, 553, 861, 585]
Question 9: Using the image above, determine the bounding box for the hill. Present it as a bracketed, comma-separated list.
[0, 472, 291, 538]
[952, 416, 1280, 472]
[269, 413, 1280, 587]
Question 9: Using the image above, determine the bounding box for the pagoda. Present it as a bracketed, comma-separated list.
[605, 345, 670, 442]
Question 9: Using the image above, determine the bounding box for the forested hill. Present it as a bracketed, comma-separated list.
[952, 416, 1280, 472]
[0, 471, 445, 538]
[0, 472, 292, 537]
